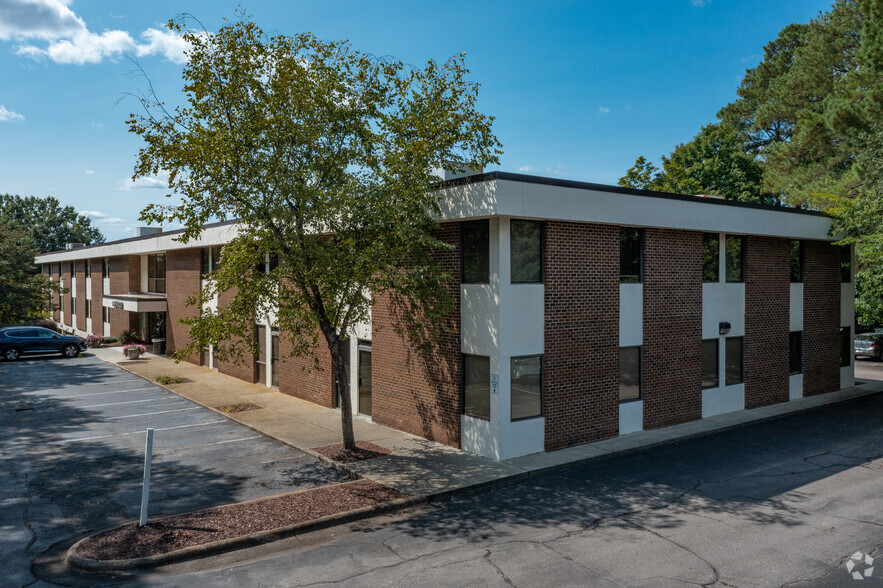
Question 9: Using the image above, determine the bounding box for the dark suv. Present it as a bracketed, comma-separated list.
[0, 327, 86, 361]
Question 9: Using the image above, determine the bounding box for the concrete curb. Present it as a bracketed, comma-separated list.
[66, 493, 426, 572]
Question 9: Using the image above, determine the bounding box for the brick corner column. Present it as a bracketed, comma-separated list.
[803, 241, 841, 396]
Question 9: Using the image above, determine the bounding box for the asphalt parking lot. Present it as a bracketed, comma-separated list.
[0, 352, 347, 587]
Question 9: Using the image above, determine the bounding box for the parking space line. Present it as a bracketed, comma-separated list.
[65, 387, 158, 399]
[214, 435, 262, 445]
[78, 397, 175, 408]
[59, 419, 229, 443]
[108, 407, 201, 419]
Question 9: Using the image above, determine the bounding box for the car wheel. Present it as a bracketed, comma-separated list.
[62, 344, 79, 358]
[4, 347, 20, 361]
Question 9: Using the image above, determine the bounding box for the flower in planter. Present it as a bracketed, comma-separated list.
[122, 343, 147, 357]
[85, 334, 104, 348]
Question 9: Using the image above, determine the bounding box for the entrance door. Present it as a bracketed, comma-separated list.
[358, 345, 372, 416]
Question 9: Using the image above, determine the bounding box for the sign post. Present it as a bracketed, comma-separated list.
[139, 428, 154, 526]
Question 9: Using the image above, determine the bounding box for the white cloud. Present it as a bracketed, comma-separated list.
[0, 104, 24, 122]
[81, 210, 127, 224]
[84, 169, 94, 174]
[90, 121, 103, 127]
[544, 163, 569, 177]
[599, 106, 610, 114]
[120, 170, 169, 190]
[517, 165, 536, 173]
[3, 0, 191, 64]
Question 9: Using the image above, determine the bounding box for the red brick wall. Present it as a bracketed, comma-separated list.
[371, 222, 462, 447]
[90, 258, 103, 335]
[216, 288, 256, 383]
[544, 221, 619, 451]
[803, 241, 841, 396]
[65, 261, 74, 325]
[277, 331, 334, 406]
[108, 256, 140, 336]
[75, 261, 87, 331]
[166, 249, 201, 364]
[643, 229, 702, 429]
[744, 236, 791, 408]
[51, 263, 61, 322]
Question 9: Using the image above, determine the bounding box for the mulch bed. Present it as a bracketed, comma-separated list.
[161, 377, 192, 385]
[216, 402, 263, 413]
[74, 480, 405, 561]
[312, 441, 392, 463]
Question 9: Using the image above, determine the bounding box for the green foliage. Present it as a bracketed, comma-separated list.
[156, 375, 185, 384]
[0, 194, 104, 253]
[119, 329, 141, 344]
[0, 226, 59, 324]
[127, 12, 501, 449]
[619, 123, 770, 203]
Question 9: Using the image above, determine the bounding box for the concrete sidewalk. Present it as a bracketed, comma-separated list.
[91, 347, 883, 499]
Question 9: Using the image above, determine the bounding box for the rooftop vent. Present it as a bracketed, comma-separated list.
[65, 243, 86, 250]
[431, 163, 483, 182]
[135, 227, 163, 237]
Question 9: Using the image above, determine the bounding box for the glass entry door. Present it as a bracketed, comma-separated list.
[358, 343, 372, 416]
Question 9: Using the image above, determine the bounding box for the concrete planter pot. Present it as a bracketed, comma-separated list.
[124, 348, 143, 360]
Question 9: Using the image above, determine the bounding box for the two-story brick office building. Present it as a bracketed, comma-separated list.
[35, 171, 855, 460]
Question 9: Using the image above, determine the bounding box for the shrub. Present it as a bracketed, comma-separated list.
[31, 318, 60, 333]
[102, 336, 120, 344]
[156, 375, 185, 384]
[120, 329, 141, 344]
[85, 334, 104, 348]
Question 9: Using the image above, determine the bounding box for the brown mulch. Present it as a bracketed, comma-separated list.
[312, 441, 392, 463]
[215, 402, 263, 413]
[74, 480, 406, 561]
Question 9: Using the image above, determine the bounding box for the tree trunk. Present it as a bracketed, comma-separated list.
[328, 335, 356, 451]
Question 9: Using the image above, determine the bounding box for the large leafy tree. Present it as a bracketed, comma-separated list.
[129, 14, 501, 450]
[0, 194, 104, 253]
[0, 226, 58, 324]
[619, 123, 770, 204]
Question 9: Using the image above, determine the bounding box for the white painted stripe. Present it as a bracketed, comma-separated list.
[66, 387, 157, 399]
[59, 419, 228, 443]
[214, 435, 262, 445]
[108, 407, 201, 420]
[78, 397, 174, 408]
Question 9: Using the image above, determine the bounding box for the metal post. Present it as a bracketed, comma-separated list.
[139, 428, 154, 527]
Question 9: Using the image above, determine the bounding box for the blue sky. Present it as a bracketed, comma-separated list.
[0, 0, 832, 241]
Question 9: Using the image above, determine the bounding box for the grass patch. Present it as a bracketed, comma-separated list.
[155, 375, 186, 385]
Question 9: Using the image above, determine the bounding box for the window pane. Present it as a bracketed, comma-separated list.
[725, 337, 743, 385]
[212, 246, 222, 271]
[840, 245, 851, 283]
[202, 248, 210, 276]
[85, 260, 91, 277]
[790, 241, 802, 282]
[619, 347, 641, 401]
[511, 220, 543, 283]
[461, 220, 489, 283]
[511, 356, 542, 420]
[255, 326, 267, 385]
[841, 327, 851, 367]
[790, 331, 802, 374]
[463, 355, 490, 420]
[271, 334, 280, 387]
[702, 339, 719, 389]
[620, 228, 642, 283]
[725, 236, 743, 282]
[702, 233, 719, 282]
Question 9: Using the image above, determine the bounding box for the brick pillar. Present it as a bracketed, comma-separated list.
[744, 236, 791, 408]
[803, 241, 841, 396]
[90, 258, 103, 335]
[543, 221, 619, 451]
[75, 261, 87, 331]
[166, 249, 202, 363]
[52, 263, 61, 322]
[216, 288, 257, 383]
[643, 229, 702, 429]
[371, 223, 462, 448]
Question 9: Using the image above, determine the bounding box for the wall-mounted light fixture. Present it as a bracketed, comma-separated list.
[719, 322, 731, 336]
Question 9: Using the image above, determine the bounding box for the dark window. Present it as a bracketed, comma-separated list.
[841, 326, 851, 367]
[511, 219, 543, 283]
[725, 337, 743, 385]
[271, 330, 280, 387]
[255, 325, 267, 385]
[461, 220, 489, 284]
[840, 245, 851, 283]
[619, 347, 641, 401]
[725, 235, 744, 282]
[620, 228, 642, 283]
[790, 331, 802, 374]
[511, 355, 542, 420]
[103, 258, 109, 278]
[85, 299, 91, 319]
[202, 248, 210, 276]
[102, 306, 110, 323]
[463, 354, 490, 420]
[85, 259, 91, 278]
[702, 339, 719, 389]
[790, 241, 803, 282]
[147, 254, 166, 293]
[269, 253, 279, 273]
[702, 233, 720, 282]
[70, 295, 75, 315]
